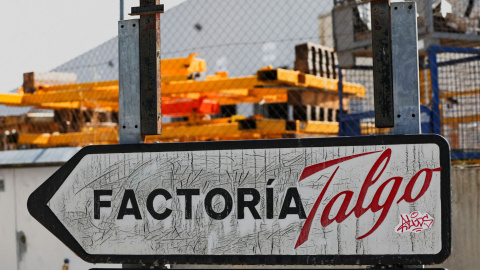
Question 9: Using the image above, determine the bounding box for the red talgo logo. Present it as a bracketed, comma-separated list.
[295, 148, 441, 248]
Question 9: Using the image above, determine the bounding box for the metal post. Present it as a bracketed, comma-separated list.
[131, 1, 164, 136]
[119, 19, 142, 144]
[371, 0, 394, 128]
[119, 18, 143, 269]
[338, 67, 344, 136]
[120, 0, 124, 20]
[370, 1, 425, 268]
[119, 3, 163, 265]
[428, 48, 442, 134]
[390, 1, 421, 134]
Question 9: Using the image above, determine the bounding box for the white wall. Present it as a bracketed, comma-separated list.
[0, 169, 18, 270]
[0, 166, 118, 270]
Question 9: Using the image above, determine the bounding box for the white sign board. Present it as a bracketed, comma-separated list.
[28, 135, 451, 265]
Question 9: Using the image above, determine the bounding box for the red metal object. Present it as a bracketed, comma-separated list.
[162, 98, 220, 117]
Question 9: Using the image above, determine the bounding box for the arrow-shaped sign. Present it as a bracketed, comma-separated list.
[28, 135, 451, 265]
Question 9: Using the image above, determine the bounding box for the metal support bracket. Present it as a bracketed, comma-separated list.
[369, 0, 421, 134]
[390, 1, 421, 134]
[130, 4, 164, 16]
[135, 0, 163, 136]
[370, 0, 395, 128]
[119, 19, 142, 144]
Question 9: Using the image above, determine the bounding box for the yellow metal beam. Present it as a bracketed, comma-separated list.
[0, 94, 23, 106]
[1, 67, 366, 112]
[18, 134, 51, 145]
[36, 81, 118, 92]
[300, 74, 365, 97]
[25, 54, 206, 92]
[442, 115, 480, 124]
[258, 68, 366, 98]
[161, 53, 206, 76]
[257, 67, 300, 86]
[202, 88, 288, 105]
[343, 82, 366, 98]
[39, 101, 119, 111]
[162, 76, 266, 94]
[0, 88, 118, 108]
[147, 122, 240, 141]
[24, 88, 118, 104]
[440, 89, 480, 99]
[18, 128, 118, 147]
[161, 75, 193, 83]
[16, 117, 342, 147]
[254, 119, 287, 133]
[300, 74, 336, 90]
[301, 121, 339, 134]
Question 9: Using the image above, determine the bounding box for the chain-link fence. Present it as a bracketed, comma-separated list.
[335, 0, 480, 160]
[2, 0, 480, 161]
[427, 46, 480, 159]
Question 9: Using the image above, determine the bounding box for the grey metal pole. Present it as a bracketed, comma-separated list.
[119, 18, 143, 269]
[131, 1, 164, 136]
[119, 19, 142, 144]
[371, 0, 395, 128]
[120, 0, 124, 21]
[371, 1, 423, 268]
[118, 1, 163, 142]
[390, 1, 421, 135]
[118, 2, 163, 266]
[390, 2, 423, 265]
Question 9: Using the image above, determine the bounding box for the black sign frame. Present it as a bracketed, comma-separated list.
[28, 134, 451, 265]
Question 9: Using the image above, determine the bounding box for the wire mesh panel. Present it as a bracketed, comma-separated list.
[339, 65, 392, 136]
[431, 48, 480, 158]
[156, 0, 341, 142]
[2, 0, 480, 163]
[332, 0, 480, 68]
[1, 0, 354, 150]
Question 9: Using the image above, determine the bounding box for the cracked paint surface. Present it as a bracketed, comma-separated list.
[48, 144, 442, 255]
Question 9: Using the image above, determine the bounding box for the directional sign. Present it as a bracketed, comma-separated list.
[28, 135, 451, 265]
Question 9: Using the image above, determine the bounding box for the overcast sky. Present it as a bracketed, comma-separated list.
[0, 0, 185, 93]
